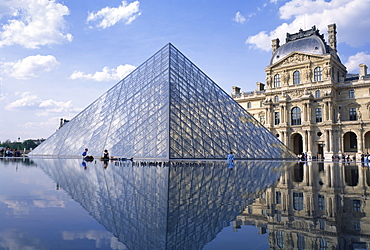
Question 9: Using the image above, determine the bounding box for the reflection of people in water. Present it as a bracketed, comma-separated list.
[121, 157, 134, 161]
[227, 152, 234, 169]
[81, 161, 87, 170]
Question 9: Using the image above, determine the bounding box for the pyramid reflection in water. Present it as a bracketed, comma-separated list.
[29, 44, 294, 159]
[34, 158, 293, 250]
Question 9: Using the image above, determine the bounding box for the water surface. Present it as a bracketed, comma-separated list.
[1, 158, 368, 249]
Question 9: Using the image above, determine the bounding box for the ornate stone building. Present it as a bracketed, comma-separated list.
[234, 161, 370, 249]
[232, 24, 370, 160]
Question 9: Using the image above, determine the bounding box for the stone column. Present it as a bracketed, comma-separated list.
[323, 102, 327, 121]
[307, 102, 312, 124]
[307, 130, 312, 155]
[358, 165, 365, 188]
[330, 129, 334, 153]
[358, 128, 364, 153]
[303, 130, 308, 153]
[328, 102, 333, 122]
[326, 130, 331, 152]
[265, 107, 270, 125]
[302, 103, 307, 123]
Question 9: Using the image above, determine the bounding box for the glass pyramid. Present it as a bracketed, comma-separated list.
[29, 43, 295, 159]
[32, 158, 292, 249]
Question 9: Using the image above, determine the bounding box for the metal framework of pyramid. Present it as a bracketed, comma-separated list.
[29, 43, 295, 160]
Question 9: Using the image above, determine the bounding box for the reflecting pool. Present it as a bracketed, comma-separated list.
[0, 158, 369, 249]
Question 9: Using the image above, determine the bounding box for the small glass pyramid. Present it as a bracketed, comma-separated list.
[29, 44, 295, 159]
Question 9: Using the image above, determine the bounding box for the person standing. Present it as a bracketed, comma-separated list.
[82, 148, 88, 157]
[103, 149, 109, 160]
[227, 152, 234, 169]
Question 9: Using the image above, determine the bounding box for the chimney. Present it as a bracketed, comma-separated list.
[359, 64, 368, 79]
[232, 86, 241, 95]
[328, 23, 337, 51]
[256, 82, 265, 91]
[272, 38, 280, 54]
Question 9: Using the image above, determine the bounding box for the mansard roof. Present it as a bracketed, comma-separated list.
[270, 26, 335, 65]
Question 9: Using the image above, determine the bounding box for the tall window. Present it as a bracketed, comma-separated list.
[274, 95, 279, 103]
[355, 222, 361, 231]
[353, 200, 361, 212]
[316, 108, 322, 123]
[319, 220, 325, 230]
[314, 67, 322, 81]
[349, 90, 355, 98]
[260, 115, 265, 124]
[274, 74, 281, 88]
[276, 231, 284, 249]
[297, 234, 305, 250]
[293, 71, 300, 84]
[247, 102, 251, 109]
[318, 194, 325, 210]
[315, 90, 321, 98]
[293, 192, 304, 211]
[291, 107, 301, 125]
[276, 191, 282, 204]
[320, 239, 328, 250]
[349, 108, 357, 121]
[260, 101, 264, 107]
[275, 112, 280, 125]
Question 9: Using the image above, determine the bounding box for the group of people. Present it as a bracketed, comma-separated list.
[361, 154, 370, 165]
[0, 148, 22, 157]
[82, 148, 133, 161]
[82, 148, 110, 160]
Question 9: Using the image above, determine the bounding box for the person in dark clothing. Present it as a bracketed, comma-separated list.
[103, 149, 109, 160]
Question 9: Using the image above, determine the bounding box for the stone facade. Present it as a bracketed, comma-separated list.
[232, 24, 370, 160]
[234, 161, 370, 249]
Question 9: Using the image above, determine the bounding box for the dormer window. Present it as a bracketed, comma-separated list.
[274, 74, 281, 88]
[293, 71, 300, 85]
[314, 67, 322, 81]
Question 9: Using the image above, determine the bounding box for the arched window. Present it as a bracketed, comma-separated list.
[292, 107, 301, 125]
[314, 67, 322, 81]
[274, 74, 280, 88]
[274, 96, 279, 103]
[293, 71, 300, 84]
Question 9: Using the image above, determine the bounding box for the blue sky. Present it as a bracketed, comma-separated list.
[1, 0, 370, 142]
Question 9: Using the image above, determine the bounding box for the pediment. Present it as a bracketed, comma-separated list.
[270, 52, 324, 69]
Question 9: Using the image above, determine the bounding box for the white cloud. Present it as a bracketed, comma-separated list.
[234, 12, 246, 24]
[2, 55, 59, 79]
[4, 92, 81, 116]
[87, 1, 141, 29]
[246, 0, 370, 51]
[0, 0, 72, 48]
[345, 52, 370, 73]
[70, 64, 136, 81]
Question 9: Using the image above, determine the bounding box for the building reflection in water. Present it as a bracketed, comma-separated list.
[32, 158, 290, 250]
[236, 161, 370, 250]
